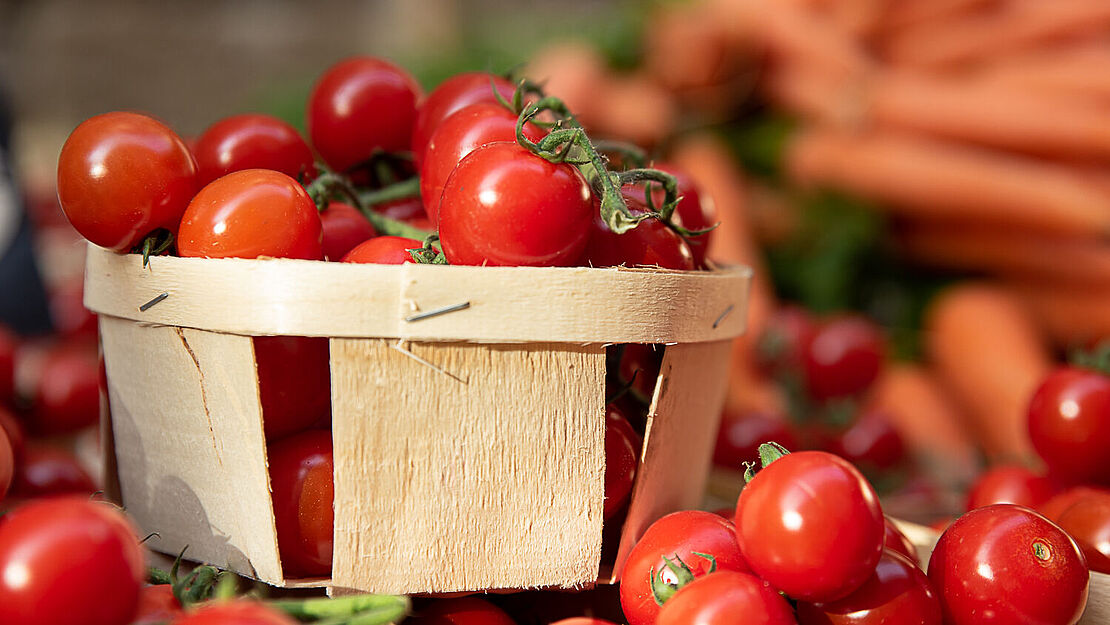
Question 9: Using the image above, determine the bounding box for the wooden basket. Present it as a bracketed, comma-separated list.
[83, 243, 751, 595]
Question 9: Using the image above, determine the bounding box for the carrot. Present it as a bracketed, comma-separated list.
[785, 127, 1110, 239]
[761, 60, 862, 125]
[923, 282, 1051, 463]
[975, 42, 1110, 103]
[590, 72, 678, 149]
[525, 41, 610, 129]
[748, 183, 801, 247]
[879, 0, 998, 33]
[1009, 281, 1110, 349]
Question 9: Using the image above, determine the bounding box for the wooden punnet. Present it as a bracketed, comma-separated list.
[84, 243, 751, 595]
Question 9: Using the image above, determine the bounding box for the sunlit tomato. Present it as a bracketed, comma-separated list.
[583, 196, 695, 270]
[132, 585, 182, 625]
[320, 202, 376, 261]
[0, 324, 14, 404]
[171, 600, 296, 625]
[883, 517, 919, 563]
[713, 411, 797, 471]
[57, 111, 198, 251]
[178, 169, 323, 260]
[192, 113, 315, 187]
[419, 102, 545, 225]
[826, 410, 907, 472]
[620, 510, 750, 625]
[1054, 490, 1110, 573]
[0, 425, 12, 501]
[754, 305, 817, 378]
[605, 405, 642, 520]
[802, 315, 886, 402]
[796, 549, 942, 625]
[0, 498, 145, 625]
[966, 465, 1058, 512]
[254, 336, 330, 441]
[646, 163, 717, 267]
[341, 236, 423, 264]
[413, 597, 516, 625]
[411, 72, 517, 167]
[928, 504, 1088, 625]
[1028, 367, 1110, 485]
[11, 443, 98, 497]
[375, 196, 431, 231]
[307, 56, 422, 172]
[656, 571, 796, 625]
[33, 343, 100, 435]
[617, 343, 664, 403]
[439, 142, 593, 267]
[268, 430, 333, 578]
[735, 451, 884, 602]
[1040, 486, 1110, 522]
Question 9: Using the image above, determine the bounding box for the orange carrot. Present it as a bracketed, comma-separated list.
[748, 183, 802, 247]
[923, 282, 1051, 463]
[590, 72, 678, 149]
[525, 41, 610, 128]
[1009, 281, 1110, 349]
[761, 60, 862, 125]
[785, 127, 1110, 239]
[879, 0, 998, 33]
[975, 42, 1110, 103]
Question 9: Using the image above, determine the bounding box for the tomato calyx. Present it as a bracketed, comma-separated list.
[406, 234, 448, 265]
[743, 442, 792, 483]
[133, 228, 176, 267]
[650, 552, 719, 606]
[1070, 340, 1110, 376]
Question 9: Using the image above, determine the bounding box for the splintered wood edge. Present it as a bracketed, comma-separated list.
[83, 244, 750, 344]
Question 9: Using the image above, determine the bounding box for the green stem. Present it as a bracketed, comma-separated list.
[269, 593, 410, 624]
[357, 177, 421, 208]
[359, 208, 434, 241]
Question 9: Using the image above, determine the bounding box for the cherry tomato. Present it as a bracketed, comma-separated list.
[583, 196, 695, 270]
[1028, 367, 1110, 485]
[1040, 486, 1110, 522]
[32, 343, 100, 434]
[620, 510, 750, 625]
[439, 142, 593, 267]
[0, 324, 14, 404]
[192, 113, 315, 187]
[11, 443, 98, 497]
[375, 196, 431, 231]
[655, 571, 796, 625]
[411, 72, 517, 167]
[268, 430, 333, 578]
[883, 517, 919, 563]
[132, 585, 182, 625]
[254, 336, 330, 441]
[713, 411, 797, 471]
[0, 498, 145, 625]
[604, 404, 642, 520]
[796, 549, 942, 625]
[735, 450, 884, 602]
[928, 504, 1088, 625]
[320, 202, 376, 261]
[57, 111, 198, 251]
[802, 315, 886, 402]
[1054, 490, 1110, 573]
[826, 409, 906, 472]
[646, 163, 717, 267]
[754, 305, 817, 379]
[966, 465, 1058, 512]
[420, 102, 545, 225]
[550, 619, 619, 625]
[341, 235, 423, 264]
[617, 343, 664, 403]
[178, 169, 323, 260]
[0, 406, 25, 464]
[307, 56, 422, 172]
[171, 600, 296, 625]
[0, 425, 12, 501]
[413, 597, 516, 625]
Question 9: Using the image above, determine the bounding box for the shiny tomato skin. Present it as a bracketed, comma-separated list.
[617, 343, 663, 403]
[171, 600, 297, 625]
[713, 411, 797, 471]
[268, 430, 334, 578]
[192, 113, 315, 187]
[439, 142, 593, 267]
[307, 56, 422, 172]
[883, 517, 919, 563]
[178, 169, 323, 260]
[132, 585, 183, 625]
[802, 315, 886, 402]
[826, 409, 907, 472]
[1054, 490, 1110, 573]
[754, 305, 817, 378]
[735, 450, 884, 603]
[33, 343, 100, 434]
[0, 406, 25, 464]
[320, 202, 376, 261]
[11, 443, 98, 497]
[57, 112, 198, 251]
[656, 571, 797, 625]
[0, 498, 145, 625]
[419, 102, 545, 225]
[966, 465, 1058, 512]
[583, 196, 695, 270]
[411, 72, 517, 167]
[620, 510, 750, 625]
[604, 404, 642, 520]
[928, 504, 1088, 625]
[254, 336, 331, 441]
[341, 236, 423, 264]
[0, 324, 17, 404]
[1028, 367, 1110, 485]
[796, 549, 942, 625]
[649, 163, 717, 267]
[413, 597, 516, 625]
[0, 425, 12, 501]
[1040, 486, 1110, 522]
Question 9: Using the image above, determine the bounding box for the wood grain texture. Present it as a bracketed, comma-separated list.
[84, 244, 750, 344]
[609, 339, 733, 581]
[329, 339, 606, 594]
[100, 317, 284, 584]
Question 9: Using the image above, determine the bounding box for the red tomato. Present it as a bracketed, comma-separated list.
[178, 169, 323, 260]
[0, 324, 14, 404]
[411, 72, 517, 167]
[883, 517, 919, 563]
[826, 410, 906, 472]
[268, 430, 334, 578]
[754, 305, 817, 378]
[0, 425, 12, 501]
[644, 163, 717, 267]
[1028, 367, 1110, 485]
[57, 112, 198, 251]
[320, 202, 376, 261]
[1054, 490, 1110, 573]
[655, 571, 796, 625]
[550, 619, 619, 625]
[171, 600, 296, 625]
[32, 343, 100, 434]
[620, 510, 750, 625]
[413, 597, 516, 625]
[0, 498, 145, 625]
[928, 504, 1088, 625]
[1040, 486, 1110, 522]
[375, 196, 431, 231]
[307, 56, 422, 172]
[796, 549, 942, 625]
[583, 196, 695, 270]
[439, 142, 594, 267]
[11, 443, 98, 497]
[0, 406, 25, 463]
[966, 465, 1058, 512]
[604, 405, 642, 520]
[802, 315, 886, 402]
[735, 450, 884, 602]
[254, 336, 330, 441]
[420, 102, 545, 225]
[713, 411, 797, 471]
[192, 113, 315, 187]
[132, 585, 182, 625]
[617, 343, 664, 403]
[341, 236, 423, 264]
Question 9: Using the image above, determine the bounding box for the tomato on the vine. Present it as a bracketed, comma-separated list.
[178, 169, 323, 260]
[412, 597, 516, 625]
[604, 404, 641, 520]
[171, 600, 296, 625]
[655, 571, 796, 625]
[796, 549, 942, 625]
[268, 430, 334, 578]
[254, 336, 331, 441]
[192, 113, 315, 187]
[57, 111, 198, 251]
[375, 196, 431, 231]
[644, 163, 717, 267]
[411, 71, 517, 167]
[966, 465, 1057, 512]
[1054, 490, 1110, 573]
[582, 195, 695, 270]
[341, 236, 423, 264]
[439, 142, 593, 267]
[1028, 367, 1110, 485]
[802, 315, 886, 402]
[132, 585, 183, 625]
[320, 202, 376, 261]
